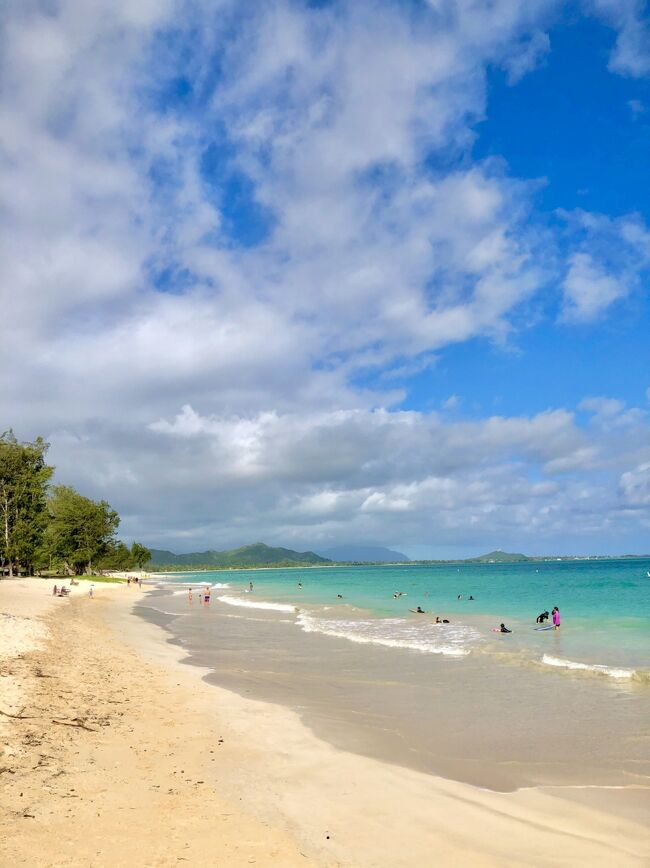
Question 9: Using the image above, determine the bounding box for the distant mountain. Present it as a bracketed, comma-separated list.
[317, 545, 410, 563]
[147, 542, 330, 568]
[468, 550, 530, 563]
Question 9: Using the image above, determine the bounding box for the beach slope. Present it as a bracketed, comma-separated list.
[0, 579, 648, 867]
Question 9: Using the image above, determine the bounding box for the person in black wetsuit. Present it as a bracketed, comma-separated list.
[499, 623, 511, 633]
[536, 610, 549, 623]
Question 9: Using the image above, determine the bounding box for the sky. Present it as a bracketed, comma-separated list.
[1, 0, 649, 558]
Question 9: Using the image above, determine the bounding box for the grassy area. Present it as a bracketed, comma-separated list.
[34, 572, 125, 584]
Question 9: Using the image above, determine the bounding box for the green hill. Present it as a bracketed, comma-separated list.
[146, 542, 330, 569]
[468, 550, 530, 563]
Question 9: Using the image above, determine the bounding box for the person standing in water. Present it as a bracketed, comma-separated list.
[552, 606, 561, 630]
[249, 581, 253, 592]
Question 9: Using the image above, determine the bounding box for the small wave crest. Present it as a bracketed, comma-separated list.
[297, 614, 479, 657]
[216, 595, 297, 614]
[170, 582, 230, 594]
[541, 655, 636, 680]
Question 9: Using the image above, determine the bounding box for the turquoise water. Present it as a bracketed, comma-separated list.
[156, 558, 650, 677]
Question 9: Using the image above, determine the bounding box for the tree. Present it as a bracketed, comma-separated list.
[46, 486, 119, 575]
[97, 541, 133, 571]
[130, 542, 151, 569]
[0, 431, 53, 577]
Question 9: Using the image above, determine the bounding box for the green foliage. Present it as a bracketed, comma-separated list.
[0, 431, 54, 576]
[146, 542, 330, 568]
[97, 540, 133, 571]
[46, 485, 120, 575]
[130, 542, 150, 568]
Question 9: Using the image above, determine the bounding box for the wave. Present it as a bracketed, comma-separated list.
[216, 595, 298, 614]
[170, 582, 230, 594]
[541, 655, 637, 680]
[297, 614, 480, 657]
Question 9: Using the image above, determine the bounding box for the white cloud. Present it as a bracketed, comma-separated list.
[561, 253, 627, 321]
[620, 463, 650, 506]
[559, 211, 650, 322]
[2, 1, 649, 554]
[587, 0, 650, 77]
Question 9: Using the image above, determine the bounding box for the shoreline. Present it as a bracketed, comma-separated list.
[137, 587, 650, 793]
[1, 578, 649, 866]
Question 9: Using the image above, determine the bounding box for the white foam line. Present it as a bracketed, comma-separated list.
[297, 614, 469, 656]
[216, 595, 298, 614]
[541, 655, 635, 679]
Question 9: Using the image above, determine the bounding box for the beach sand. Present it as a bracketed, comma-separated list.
[1, 578, 648, 867]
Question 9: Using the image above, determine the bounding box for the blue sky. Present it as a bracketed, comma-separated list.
[1, 0, 649, 557]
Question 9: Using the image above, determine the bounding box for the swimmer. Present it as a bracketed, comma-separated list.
[468, 595, 474, 600]
[416, 606, 425, 613]
[457, 594, 462, 600]
[536, 610, 549, 624]
[499, 623, 511, 633]
[298, 582, 302, 589]
[337, 594, 343, 599]
[435, 616, 441, 624]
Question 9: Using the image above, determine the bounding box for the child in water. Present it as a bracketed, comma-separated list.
[552, 606, 561, 630]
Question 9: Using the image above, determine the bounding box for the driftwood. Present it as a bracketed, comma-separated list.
[0, 707, 35, 719]
[51, 718, 98, 732]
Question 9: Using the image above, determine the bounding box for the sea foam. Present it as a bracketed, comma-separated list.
[297, 614, 479, 657]
[216, 595, 297, 613]
[541, 654, 636, 679]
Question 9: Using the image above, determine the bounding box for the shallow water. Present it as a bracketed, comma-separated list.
[137, 561, 650, 793]
[159, 559, 650, 676]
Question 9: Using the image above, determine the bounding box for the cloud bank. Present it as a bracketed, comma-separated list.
[2, 0, 649, 555]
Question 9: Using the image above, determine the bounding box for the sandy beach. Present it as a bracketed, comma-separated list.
[1, 579, 648, 867]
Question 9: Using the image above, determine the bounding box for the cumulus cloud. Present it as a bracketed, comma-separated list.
[559, 210, 650, 322]
[40, 400, 644, 552]
[2, 1, 649, 554]
[587, 0, 650, 77]
[620, 463, 650, 506]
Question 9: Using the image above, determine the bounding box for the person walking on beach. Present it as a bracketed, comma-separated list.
[188, 587, 193, 603]
[88, 585, 94, 598]
[552, 606, 561, 630]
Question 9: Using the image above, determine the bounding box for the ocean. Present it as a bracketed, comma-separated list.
[137, 558, 650, 791]
[155, 558, 650, 675]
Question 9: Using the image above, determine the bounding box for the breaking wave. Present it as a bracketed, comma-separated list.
[296, 613, 480, 657]
[216, 595, 298, 613]
[541, 655, 637, 680]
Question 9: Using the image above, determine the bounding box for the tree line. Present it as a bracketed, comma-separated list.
[0, 431, 149, 577]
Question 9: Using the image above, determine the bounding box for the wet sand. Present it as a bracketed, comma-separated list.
[139, 588, 650, 793]
[1, 578, 649, 866]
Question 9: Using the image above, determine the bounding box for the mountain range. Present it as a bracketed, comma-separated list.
[145, 544, 530, 569]
[315, 545, 409, 562]
[146, 542, 329, 568]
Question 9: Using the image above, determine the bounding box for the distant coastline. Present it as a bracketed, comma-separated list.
[147, 551, 650, 573]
